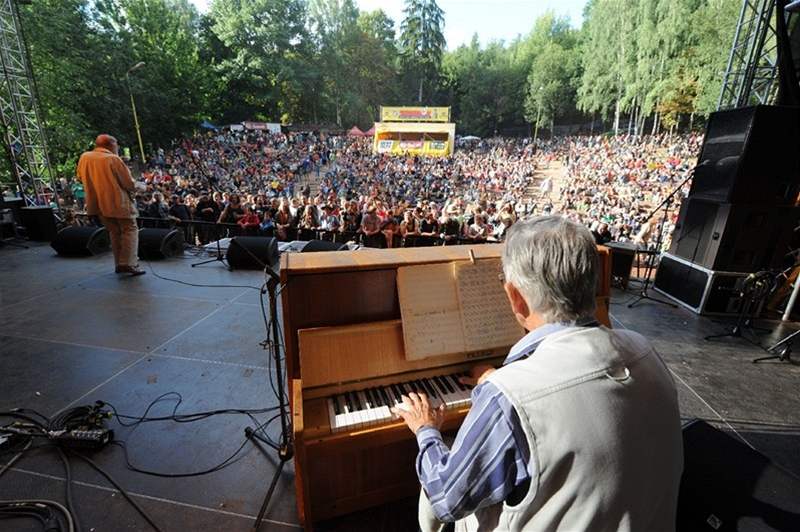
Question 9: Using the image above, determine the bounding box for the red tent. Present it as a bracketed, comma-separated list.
[363, 124, 375, 136]
[347, 126, 365, 137]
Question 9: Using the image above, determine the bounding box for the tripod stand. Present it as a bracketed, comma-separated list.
[626, 168, 702, 309]
[246, 266, 293, 532]
[755, 328, 798, 363]
[704, 273, 772, 346]
[191, 221, 232, 269]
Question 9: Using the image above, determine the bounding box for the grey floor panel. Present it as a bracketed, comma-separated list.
[157, 301, 272, 367]
[0, 334, 143, 416]
[3, 355, 299, 526]
[78, 259, 260, 302]
[0, 285, 222, 352]
[0, 469, 299, 532]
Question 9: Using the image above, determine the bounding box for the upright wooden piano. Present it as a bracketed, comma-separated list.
[280, 245, 611, 529]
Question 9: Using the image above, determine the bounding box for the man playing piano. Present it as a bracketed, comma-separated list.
[391, 216, 683, 532]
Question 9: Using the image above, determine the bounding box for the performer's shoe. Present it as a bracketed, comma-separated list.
[118, 265, 146, 277]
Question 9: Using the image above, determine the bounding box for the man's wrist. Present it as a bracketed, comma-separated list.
[415, 425, 442, 446]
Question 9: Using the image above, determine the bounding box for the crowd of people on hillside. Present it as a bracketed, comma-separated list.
[553, 133, 702, 249]
[62, 127, 701, 250]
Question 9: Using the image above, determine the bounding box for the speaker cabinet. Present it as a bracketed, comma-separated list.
[669, 198, 798, 272]
[19, 206, 57, 241]
[51, 226, 110, 256]
[606, 242, 637, 287]
[654, 253, 748, 315]
[300, 240, 349, 253]
[678, 420, 800, 532]
[226, 236, 279, 270]
[138, 228, 184, 259]
[690, 105, 800, 205]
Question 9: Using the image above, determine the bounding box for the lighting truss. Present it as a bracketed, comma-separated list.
[0, 0, 57, 206]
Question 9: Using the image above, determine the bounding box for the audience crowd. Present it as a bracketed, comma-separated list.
[62, 128, 702, 250]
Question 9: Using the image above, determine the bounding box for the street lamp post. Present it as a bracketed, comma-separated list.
[126, 61, 146, 165]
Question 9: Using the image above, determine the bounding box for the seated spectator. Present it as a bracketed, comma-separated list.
[467, 214, 490, 241]
[237, 204, 261, 234]
[319, 204, 340, 233]
[260, 210, 275, 236]
[592, 222, 613, 245]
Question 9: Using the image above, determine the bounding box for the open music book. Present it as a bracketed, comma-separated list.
[397, 258, 525, 360]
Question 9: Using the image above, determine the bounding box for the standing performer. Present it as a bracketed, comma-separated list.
[78, 134, 145, 276]
[392, 216, 683, 532]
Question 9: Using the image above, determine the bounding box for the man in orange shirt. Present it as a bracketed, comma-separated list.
[77, 134, 145, 276]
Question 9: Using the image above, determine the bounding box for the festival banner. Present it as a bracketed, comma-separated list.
[377, 140, 395, 153]
[380, 106, 450, 122]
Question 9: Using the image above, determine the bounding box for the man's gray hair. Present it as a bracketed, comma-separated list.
[502, 216, 598, 323]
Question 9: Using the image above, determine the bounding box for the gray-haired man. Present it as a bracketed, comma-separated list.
[392, 216, 683, 532]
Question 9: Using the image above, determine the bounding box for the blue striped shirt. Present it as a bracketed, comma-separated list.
[414, 323, 568, 521]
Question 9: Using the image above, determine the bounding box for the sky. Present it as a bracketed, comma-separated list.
[188, 0, 588, 50]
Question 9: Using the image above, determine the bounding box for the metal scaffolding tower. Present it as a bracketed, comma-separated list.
[0, 0, 56, 206]
[718, 0, 781, 110]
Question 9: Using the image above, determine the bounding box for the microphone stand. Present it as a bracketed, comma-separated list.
[246, 265, 293, 532]
[627, 164, 705, 309]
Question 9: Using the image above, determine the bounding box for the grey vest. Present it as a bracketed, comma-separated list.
[459, 327, 683, 531]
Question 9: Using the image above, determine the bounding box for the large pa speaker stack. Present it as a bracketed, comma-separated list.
[656, 105, 800, 313]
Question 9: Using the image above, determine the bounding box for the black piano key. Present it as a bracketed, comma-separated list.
[396, 383, 407, 401]
[364, 388, 375, 407]
[350, 391, 362, 411]
[343, 393, 353, 412]
[431, 376, 447, 395]
[444, 375, 461, 393]
[438, 375, 455, 394]
[390, 384, 403, 402]
[421, 379, 437, 398]
[332, 394, 341, 415]
[378, 387, 391, 406]
[372, 391, 382, 408]
[452, 374, 467, 391]
[406, 381, 417, 393]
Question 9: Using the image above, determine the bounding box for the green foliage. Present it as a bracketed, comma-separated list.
[399, 0, 446, 103]
[17, 0, 741, 178]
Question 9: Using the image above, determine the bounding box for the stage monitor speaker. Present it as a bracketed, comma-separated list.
[51, 226, 110, 256]
[606, 242, 637, 287]
[678, 419, 800, 531]
[19, 206, 57, 241]
[300, 239, 349, 253]
[669, 198, 799, 272]
[226, 236, 279, 270]
[138, 228, 184, 259]
[689, 105, 800, 205]
[654, 253, 748, 315]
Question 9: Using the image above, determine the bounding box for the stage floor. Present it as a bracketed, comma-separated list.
[1, 243, 799, 531]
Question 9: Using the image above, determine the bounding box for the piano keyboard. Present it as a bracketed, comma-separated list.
[327, 372, 474, 433]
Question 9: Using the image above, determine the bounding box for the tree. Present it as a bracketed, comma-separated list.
[525, 40, 580, 139]
[399, 0, 446, 103]
[96, 0, 216, 148]
[209, 0, 310, 123]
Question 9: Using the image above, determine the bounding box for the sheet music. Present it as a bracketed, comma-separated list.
[455, 259, 525, 352]
[397, 263, 466, 360]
